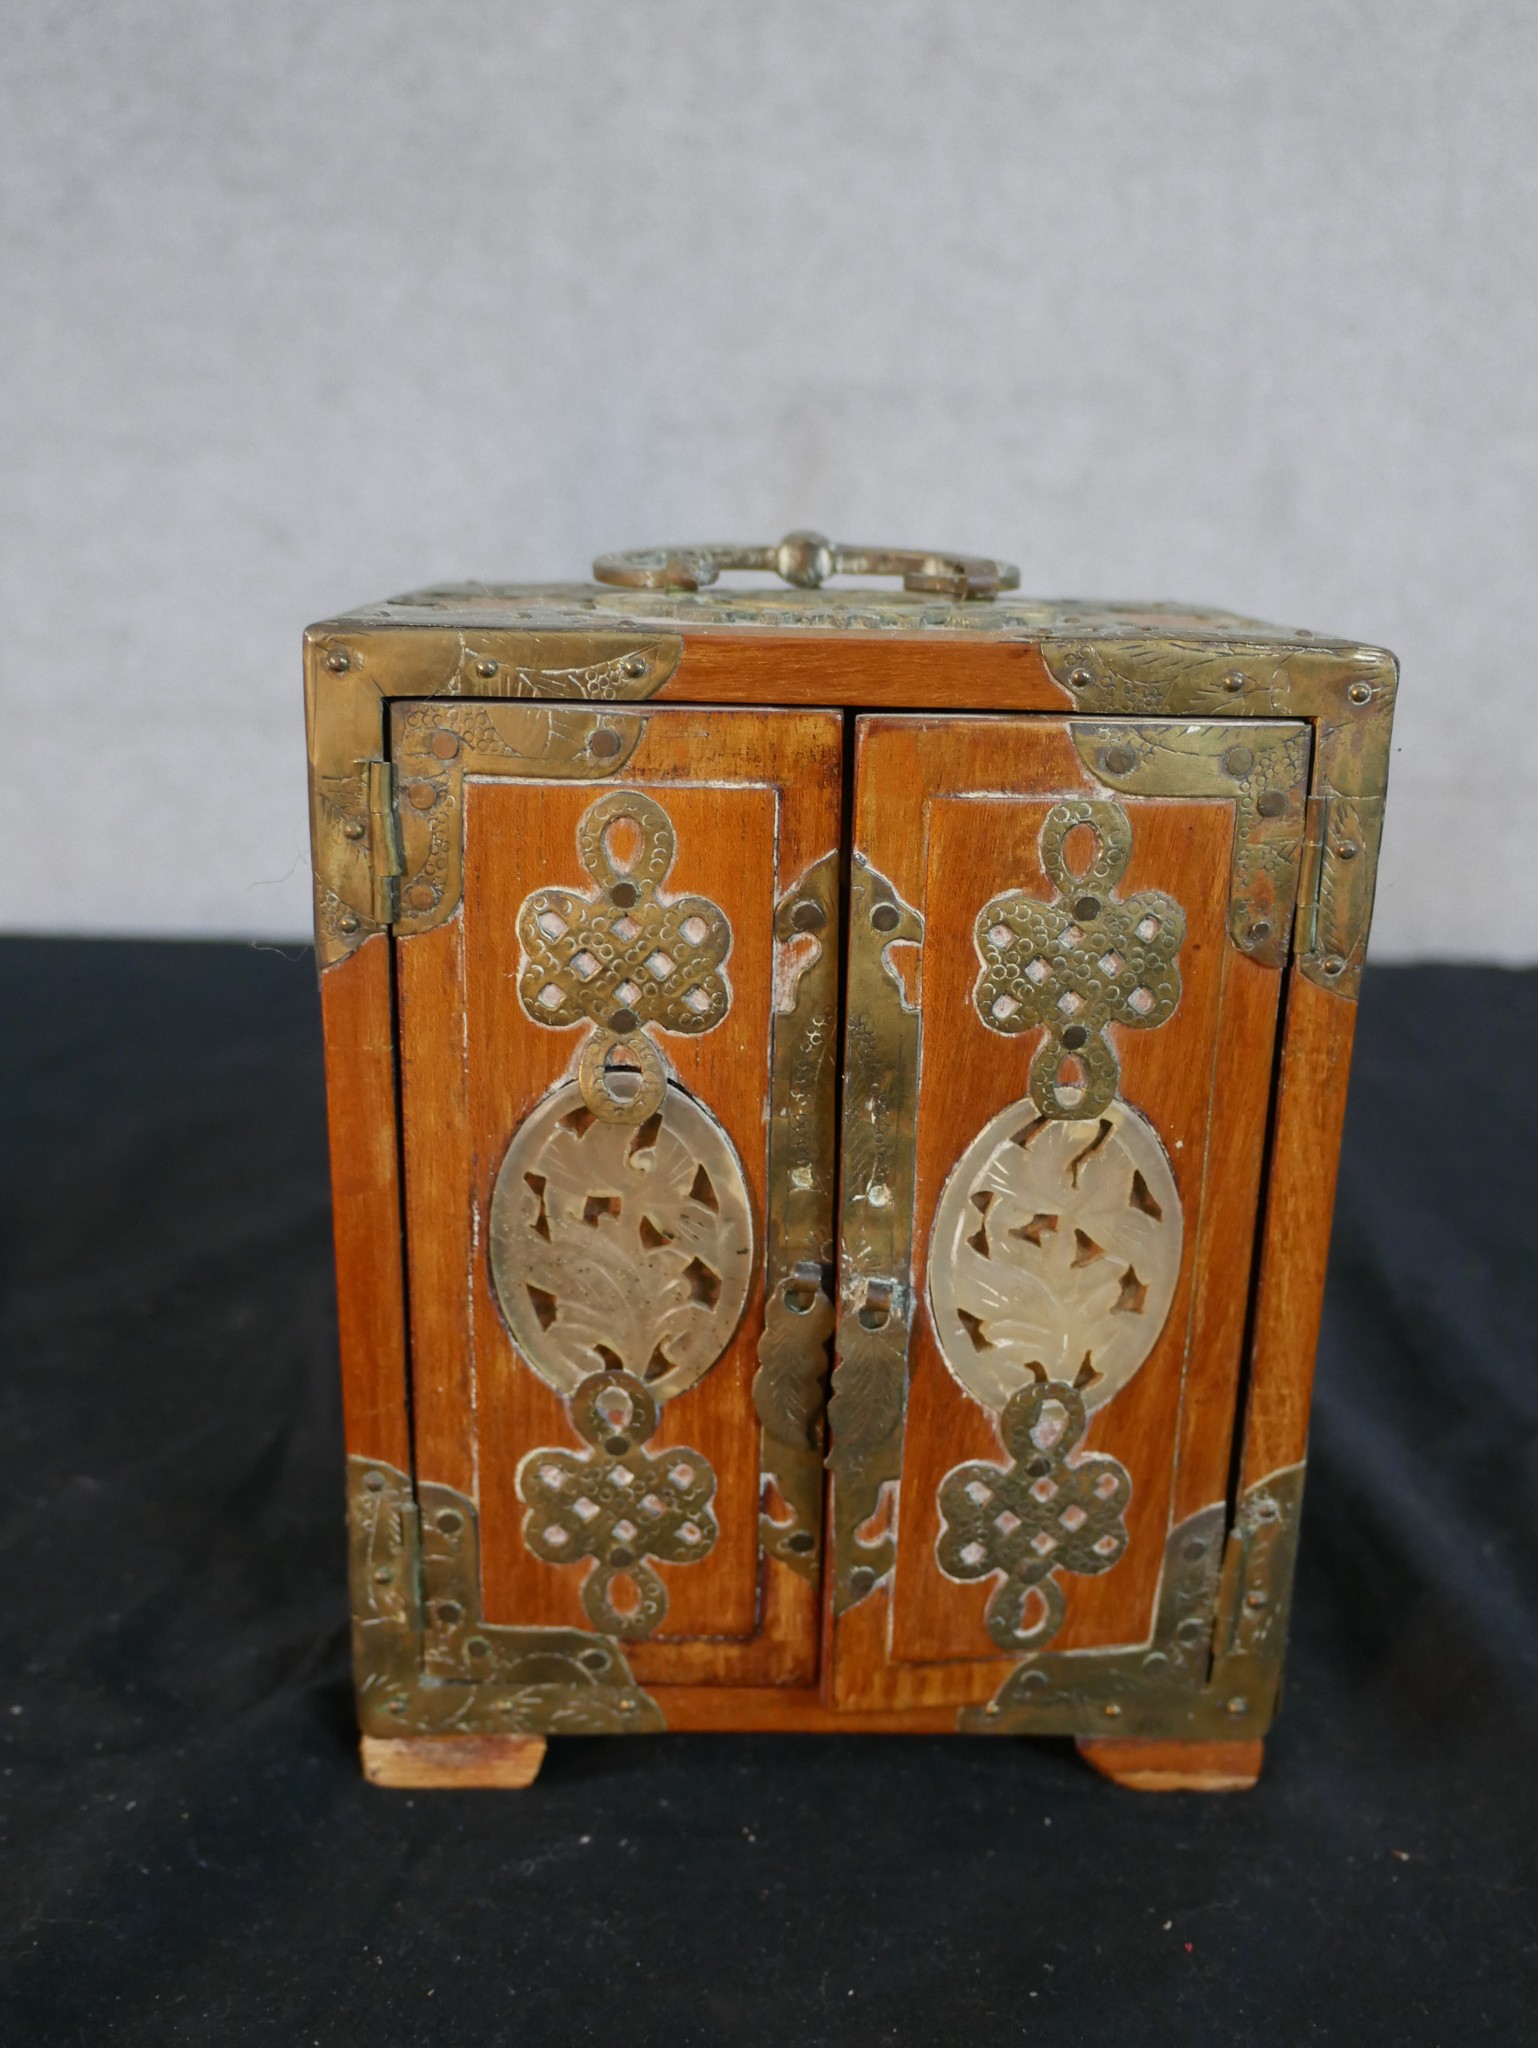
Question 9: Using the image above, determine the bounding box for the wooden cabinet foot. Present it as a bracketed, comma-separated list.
[1075, 1735, 1265, 1793]
[361, 1734, 548, 1789]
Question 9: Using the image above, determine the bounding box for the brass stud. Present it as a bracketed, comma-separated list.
[1337, 839, 1359, 861]
[610, 1007, 639, 1035]
[1244, 1590, 1268, 1610]
[430, 730, 460, 760]
[619, 1695, 638, 1711]
[1068, 667, 1093, 689]
[337, 915, 360, 935]
[1225, 1695, 1249, 1716]
[436, 1508, 463, 1533]
[363, 1470, 385, 1491]
[1223, 670, 1248, 692]
[373, 1566, 393, 1584]
[436, 1601, 463, 1626]
[1320, 953, 1346, 977]
[1073, 894, 1101, 921]
[624, 654, 648, 678]
[589, 728, 623, 760]
[871, 902, 900, 933]
[406, 883, 436, 911]
[343, 820, 365, 840]
[609, 880, 640, 908]
[1103, 1702, 1123, 1718]
[1102, 746, 1136, 776]
[1061, 1024, 1088, 1050]
[466, 1636, 490, 1658]
[1222, 745, 1254, 779]
[325, 650, 350, 673]
[984, 1700, 1002, 1717]
[1347, 680, 1373, 706]
[791, 899, 826, 932]
[1246, 920, 1272, 947]
[476, 658, 499, 678]
[407, 782, 437, 810]
[1256, 789, 1286, 818]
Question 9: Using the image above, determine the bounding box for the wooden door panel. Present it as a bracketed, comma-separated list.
[395, 705, 843, 1688]
[829, 714, 1309, 1713]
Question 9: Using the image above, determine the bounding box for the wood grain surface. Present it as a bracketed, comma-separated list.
[394, 708, 842, 1687]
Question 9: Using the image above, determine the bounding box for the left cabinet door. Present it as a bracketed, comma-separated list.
[391, 702, 843, 1697]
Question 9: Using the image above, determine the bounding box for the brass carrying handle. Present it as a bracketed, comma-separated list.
[593, 530, 1020, 602]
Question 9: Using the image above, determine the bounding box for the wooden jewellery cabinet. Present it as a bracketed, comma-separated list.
[305, 536, 1396, 1793]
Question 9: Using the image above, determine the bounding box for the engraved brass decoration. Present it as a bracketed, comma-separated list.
[928, 1098, 1183, 1416]
[517, 789, 732, 1123]
[349, 1458, 665, 1736]
[594, 530, 1021, 601]
[961, 1462, 1307, 1738]
[306, 632, 677, 970]
[1043, 635, 1396, 998]
[1072, 719, 1311, 968]
[937, 1381, 1132, 1651]
[973, 799, 1185, 1119]
[754, 852, 841, 1579]
[488, 1083, 754, 1404]
[518, 1371, 719, 1638]
[827, 856, 925, 1612]
[391, 701, 645, 940]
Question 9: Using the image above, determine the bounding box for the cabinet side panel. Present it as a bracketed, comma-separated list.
[320, 935, 411, 1470]
[1238, 975, 1358, 1487]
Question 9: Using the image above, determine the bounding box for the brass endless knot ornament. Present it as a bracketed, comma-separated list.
[973, 799, 1185, 1119]
[518, 789, 732, 1123]
[518, 1371, 719, 1638]
[936, 1380, 1132, 1652]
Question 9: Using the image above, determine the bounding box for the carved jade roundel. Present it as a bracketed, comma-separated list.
[927, 1097, 1182, 1415]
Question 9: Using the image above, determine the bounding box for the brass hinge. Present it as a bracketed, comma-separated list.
[366, 756, 403, 924]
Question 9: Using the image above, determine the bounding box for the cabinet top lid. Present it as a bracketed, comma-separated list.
[327, 580, 1348, 650]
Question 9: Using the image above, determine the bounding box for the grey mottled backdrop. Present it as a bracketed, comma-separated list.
[3, 2, 1534, 955]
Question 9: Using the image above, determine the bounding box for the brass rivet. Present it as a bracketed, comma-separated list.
[1102, 746, 1136, 776]
[1321, 953, 1346, 976]
[610, 1007, 639, 1035]
[1223, 670, 1248, 692]
[1337, 839, 1359, 861]
[437, 1508, 463, 1533]
[1222, 745, 1255, 778]
[619, 1696, 638, 1711]
[1226, 1695, 1249, 1716]
[1247, 921, 1272, 946]
[787, 1530, 815, 1552]
[373, 1566, 393, 1584]
[1347, 680, 1373, 705]
[624, 654, 648, 678]
[610, 1546, 635, 1567]
[476, 658, 499, 678]
[1061, 1024, 1088, 1050]
[1256, 789, 1287, 818]
[326, 651, 350, 673]
[1073, 895, 1100, 921]
[871, 902, 901, 932]
[363, 1470, 385, 1491]
[466, 1636, 490, 1658]
[984, 1700, 1001, 1717]
[437, 1601, 463, 1626]
[610, 880, 640, 908]
[1103, 1702, 1123, 1718]
[791, 900, 826, 932]
[1244, 1590, 1268, 1610]
[1068, 667, 1093, 689]
[337, 915, 360, 935]
[343, 820, 365, 840]
[589, 728, 623, 760]
[407, 782, 437, 810]
[430, 730, 460, 760]
[406, 883, 436, 911]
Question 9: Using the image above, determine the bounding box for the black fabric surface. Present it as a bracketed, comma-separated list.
[1, 939, 1534, 2045]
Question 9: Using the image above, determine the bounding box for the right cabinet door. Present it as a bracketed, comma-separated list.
[828, 712, 1312, 1720]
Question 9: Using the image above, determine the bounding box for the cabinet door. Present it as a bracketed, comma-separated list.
[392, 703, 842, 1692]
[828, 713, 1311, 1718]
